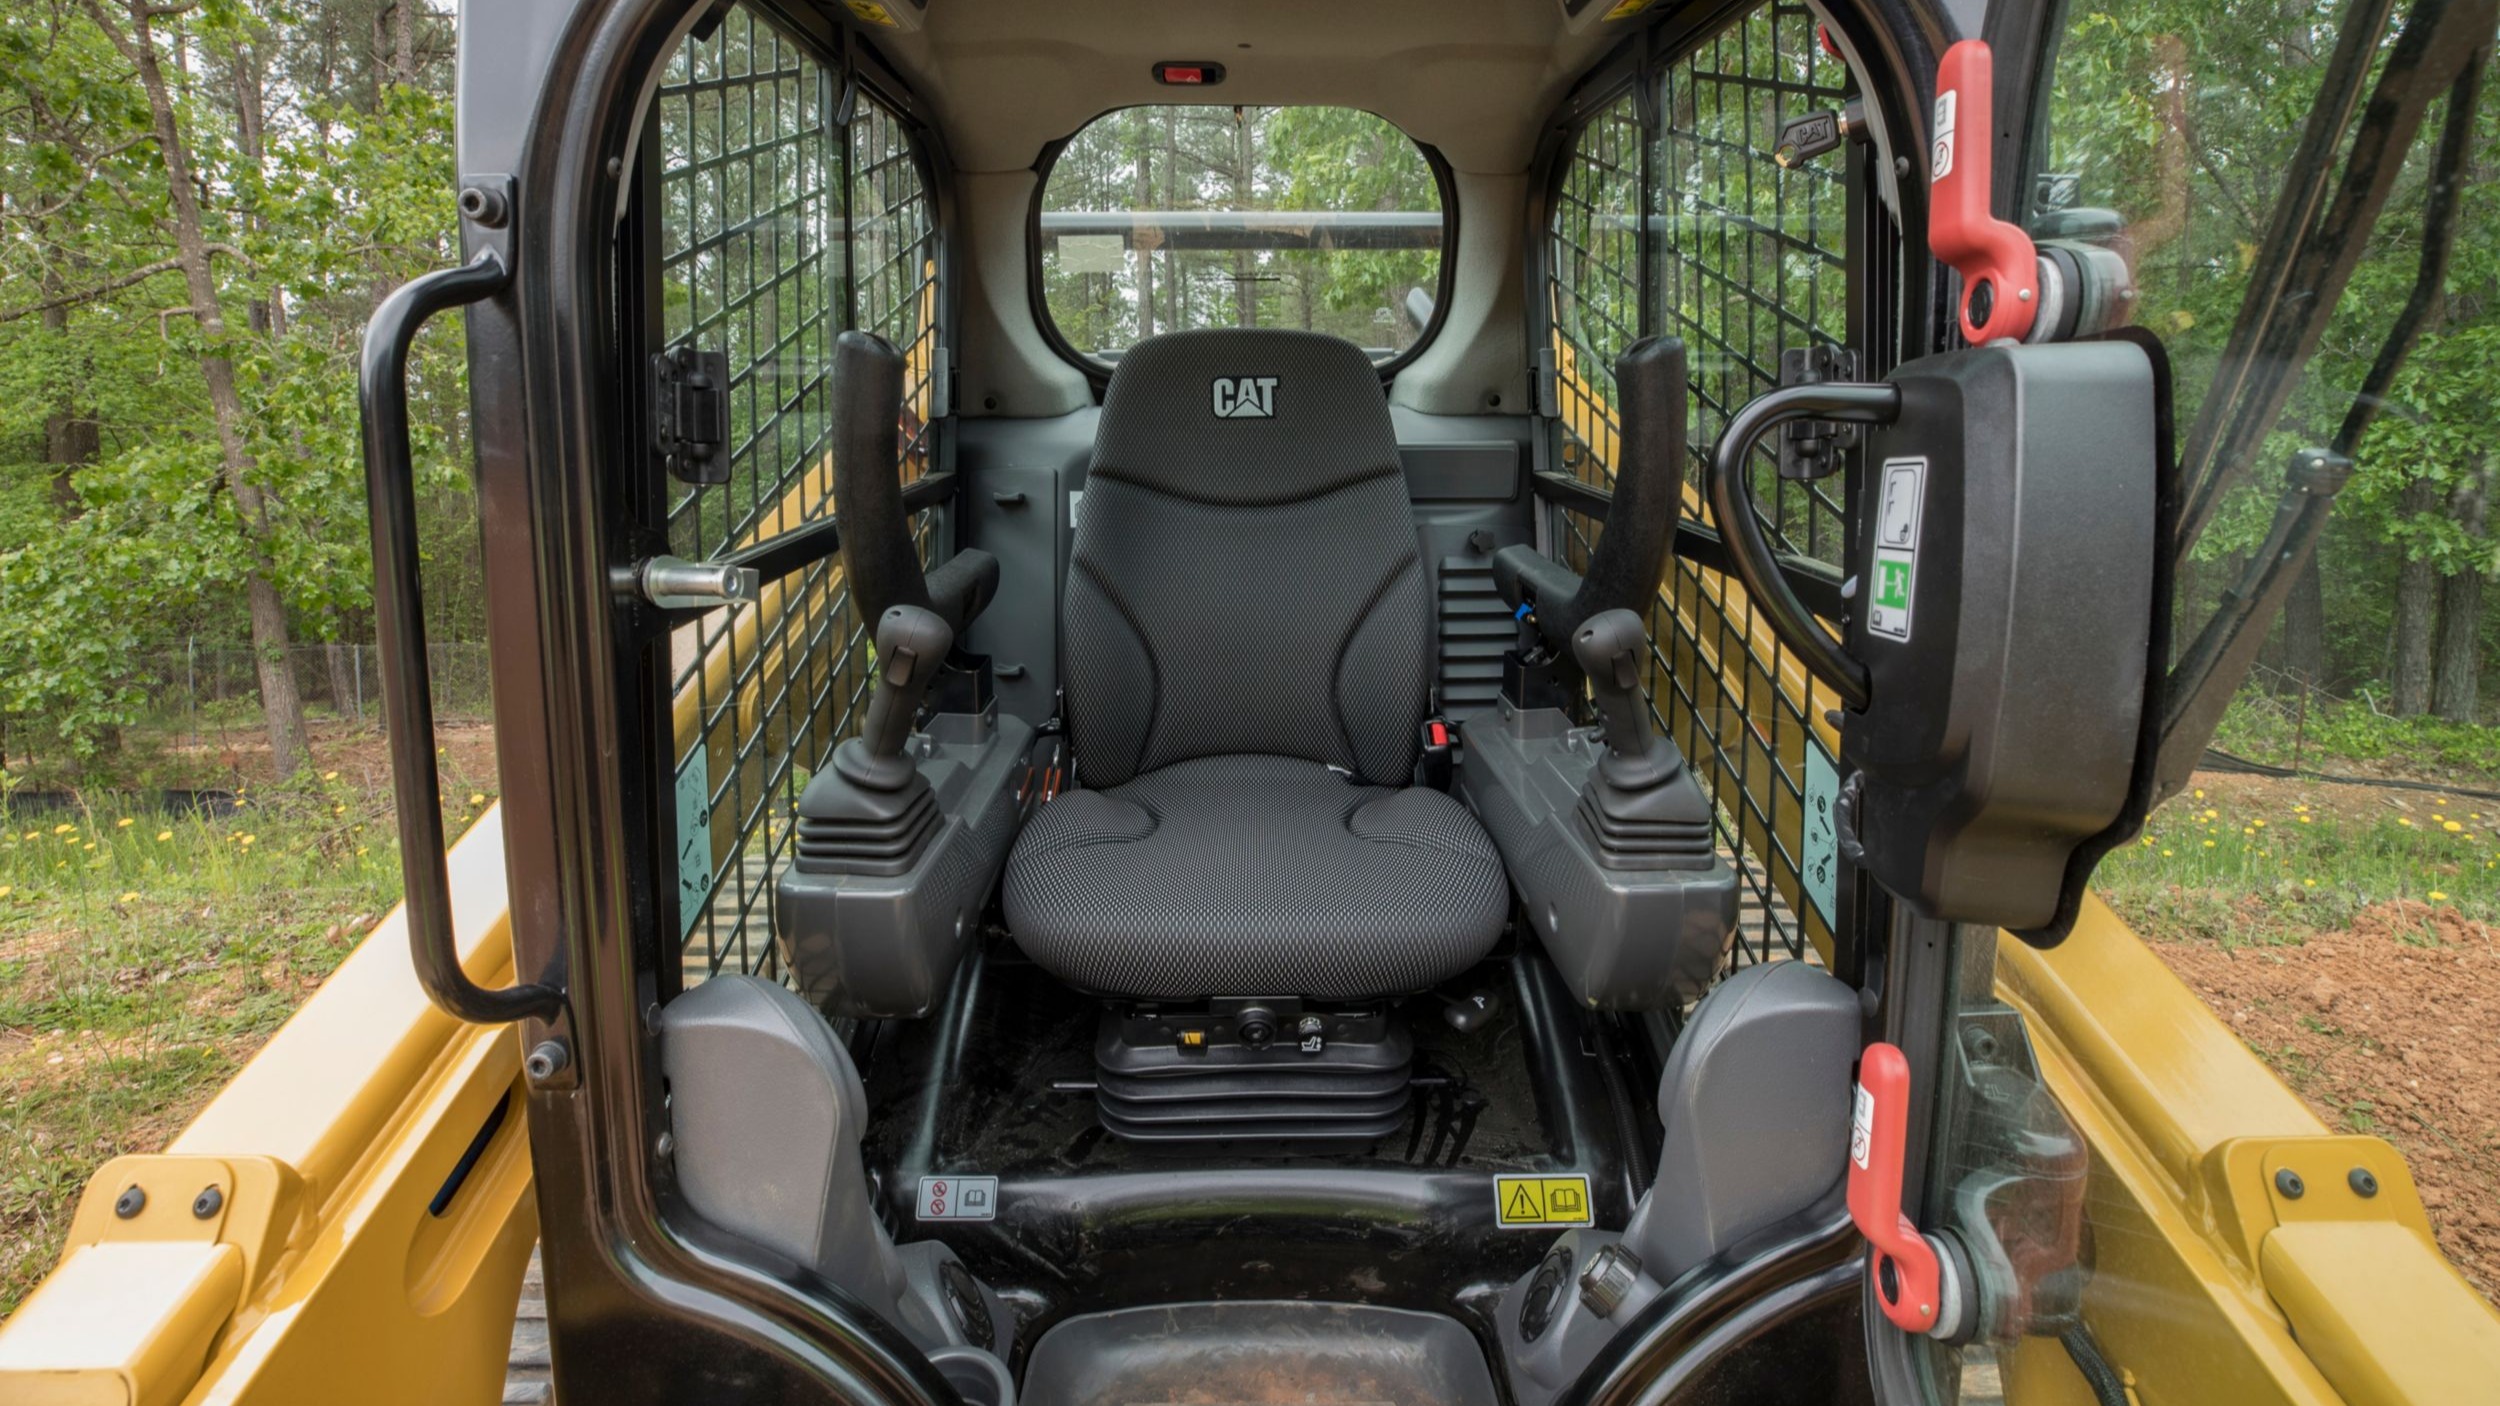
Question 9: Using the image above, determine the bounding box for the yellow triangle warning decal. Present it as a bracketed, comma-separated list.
[1495, 1175, 1594, 1228]
[1503, 1181, 1545, 1223]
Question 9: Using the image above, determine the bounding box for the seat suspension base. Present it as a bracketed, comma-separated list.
[1093, 1000, 1413, 1143]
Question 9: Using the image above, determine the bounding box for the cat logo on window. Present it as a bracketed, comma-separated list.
[1211, 376, 1278, 419]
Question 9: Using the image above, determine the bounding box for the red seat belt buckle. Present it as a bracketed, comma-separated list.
[1418, 717, 1455, 791]
[1929, 41, 2039, 344]
[1848, 1042, 1947, 1334]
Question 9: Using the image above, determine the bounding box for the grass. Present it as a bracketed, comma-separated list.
[0, 760, 496, 1317]
[2096, 782, 2500, 948]
[2212, 690, 2500, 778]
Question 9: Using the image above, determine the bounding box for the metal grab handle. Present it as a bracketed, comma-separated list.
[358, 249, 562, 1025]
[1703, 382, 1902, 713]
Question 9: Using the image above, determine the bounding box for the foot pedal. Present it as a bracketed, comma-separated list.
[1094, 1002, 1412, 1143]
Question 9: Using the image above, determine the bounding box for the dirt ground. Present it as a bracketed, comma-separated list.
[2144, 769, 2500, 1302]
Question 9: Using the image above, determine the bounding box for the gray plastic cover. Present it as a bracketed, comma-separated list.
[1459, 703, 1737, 1009]
[659, 975, 1014, 1356]
[776, 709, 1033, 1017]
[1495, 960, 1858, 1405]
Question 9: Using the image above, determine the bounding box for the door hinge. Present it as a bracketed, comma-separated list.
[652, 346, 731, 485]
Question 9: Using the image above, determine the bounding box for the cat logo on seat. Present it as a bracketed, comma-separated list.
[1211, 376, 1278, 419]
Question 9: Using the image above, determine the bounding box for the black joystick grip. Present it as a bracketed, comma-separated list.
[1573, 608, 1679, 792]
[835, 604, 953, 791]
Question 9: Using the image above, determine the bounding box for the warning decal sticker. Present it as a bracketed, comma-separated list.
[916, 1175, 999, 1222]
[1867, 456, 1927, 642]
[1494, 1175, 1595, 1228]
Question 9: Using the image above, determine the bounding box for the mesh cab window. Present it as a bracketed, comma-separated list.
[1039, 106, 1446, 365]
[1546, 2, 1857, 968]
[654, 8, 938, 984]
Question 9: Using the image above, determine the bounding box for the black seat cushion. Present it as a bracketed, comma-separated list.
[1004, 756, 1509, 999]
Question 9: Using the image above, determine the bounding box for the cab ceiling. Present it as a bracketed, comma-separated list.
[862, 0, 1630, 175]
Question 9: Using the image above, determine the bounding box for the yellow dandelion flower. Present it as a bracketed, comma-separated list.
[324, 771, 339, 781]
[2299, 815, 2313, 824]
[2303, 878, 2316, 888]
[240, 834, 257, 846]
[2429, 890, 2449, 902]
[2203, 840, 2216, 848]
[51, 823, 72, 834]
[2161, 848, 2174, 856]
[155, 831, 172, 843]
[2443, 820, 2463, 833]
[117, 891, 138, 903]
[0, 885, 12, 898]
[2202, 808, 2219, 820]
[2194, 789, 2205, 800]
[2294, 804, 2309, 813]
[2242, 827, 2255, 837]
[468, 793, 486, 807]
[2399, 817, 2415, 827]
[115, 818, 133, 829]
[357, 846, 370, 856]
[2252, 818, 2266, 828]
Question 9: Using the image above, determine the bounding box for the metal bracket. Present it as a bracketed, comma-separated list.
[651, 347, 731, 485]
[1776, 346, 1863, 481]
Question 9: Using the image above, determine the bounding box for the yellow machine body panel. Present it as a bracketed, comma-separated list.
[0, 814, 535, 1406]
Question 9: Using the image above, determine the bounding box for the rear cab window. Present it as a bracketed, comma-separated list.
[1038, 105, 1450, 371]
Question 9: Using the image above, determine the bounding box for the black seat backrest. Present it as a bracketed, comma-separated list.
[1066, 329, 1429, 787]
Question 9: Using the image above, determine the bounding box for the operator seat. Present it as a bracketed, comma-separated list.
[1002, 329, 1510, 999]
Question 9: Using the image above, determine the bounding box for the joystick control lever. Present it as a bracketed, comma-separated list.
[835, 604, 953, 791]
[1573, 609, 1678, 792]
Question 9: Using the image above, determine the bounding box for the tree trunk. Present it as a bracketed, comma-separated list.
[1231, 109, 1255, 329]
[1133, 108, 1156, 340]
[42, 302, 97, 513]
[2393, 477, 2441, 717]
[2435, 570, 2483, 722]
[392, 0, 418, 86]
[327, 641, 361, 722]
[2281, 553, 2326, 689]
[93, 0, 311, 777]
[2434, 469, 2490, 722]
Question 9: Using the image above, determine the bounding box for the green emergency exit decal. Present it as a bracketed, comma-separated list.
[1868, 456, 1927, 641]
[1495, 1175, 1594, 1227]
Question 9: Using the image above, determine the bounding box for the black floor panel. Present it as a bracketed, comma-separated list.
[854, 940, 1651, 1355]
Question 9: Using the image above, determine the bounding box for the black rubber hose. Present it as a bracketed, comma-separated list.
[2060, 1324, 2132, 1406]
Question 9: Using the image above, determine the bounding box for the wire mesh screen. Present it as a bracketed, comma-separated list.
[656, 9, 935, 984]
[1547, 2, 1854, 969]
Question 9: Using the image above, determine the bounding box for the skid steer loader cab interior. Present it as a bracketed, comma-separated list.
[338, 0, 2489, 1401]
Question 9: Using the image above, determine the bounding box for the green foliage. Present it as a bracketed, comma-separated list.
[0, 1, 468, 761]
[2212, 690, 2500, 779]
[2046, 4, 2500, 703]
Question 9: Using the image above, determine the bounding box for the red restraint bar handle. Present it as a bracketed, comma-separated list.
[1848, 1041, 1945, 1333]
[1929, 41, 2038, 344]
